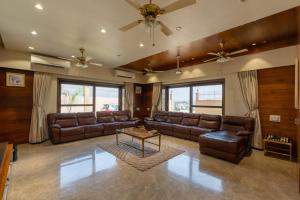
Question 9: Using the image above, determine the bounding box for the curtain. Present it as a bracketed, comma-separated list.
[151, 82, 162, 117]
[29, 72, 52, 143]
[238, 70, 263, 149]
[124, 82, 134, 117]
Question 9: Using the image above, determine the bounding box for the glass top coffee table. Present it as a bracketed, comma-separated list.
[115, 127, 161, 158]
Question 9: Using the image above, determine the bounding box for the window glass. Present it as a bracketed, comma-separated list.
[61, 84, 93, 105]
[192, 107, 223, 115]
[192, 85, 223, 107]
[168, 87, 190, 113]
[95, 87, 119, 111]
[61, 106, 93, 113]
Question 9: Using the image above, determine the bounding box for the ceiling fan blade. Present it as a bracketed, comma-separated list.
[57, 56, 73, 61]
[208, 52, 219, 56]
[227, 49, 248, 56]
[153, 70, 164, 73]
[203, 57, 219, 63]
[158, 21, 173, 36]
[161, 0, 196, 14]
[90, 62, 103, 67]
[86, 57, 92, 62]
[125, 0, 141, 10]
[120, 20, 143, 31]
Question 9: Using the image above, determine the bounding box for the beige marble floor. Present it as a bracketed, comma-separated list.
[8, 135, 299, 200]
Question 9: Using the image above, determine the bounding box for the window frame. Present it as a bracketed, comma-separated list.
[57, 79, 123, 113]
[165, 79, 225, 115]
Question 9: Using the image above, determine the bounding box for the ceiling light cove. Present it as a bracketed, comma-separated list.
[100, 28, 106, 34]
[31, 30, 38, 35]
[35, 4, 43, 10]
[28, 46, 35, 50]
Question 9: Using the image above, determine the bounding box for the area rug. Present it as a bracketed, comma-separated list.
[97, 141, 184, 171]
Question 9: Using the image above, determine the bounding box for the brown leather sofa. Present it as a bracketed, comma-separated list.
[47, 110, 139, 144]
[144, 112, 221, 141]
[144, 111, 254, 163]
[199, 116, 255, 163]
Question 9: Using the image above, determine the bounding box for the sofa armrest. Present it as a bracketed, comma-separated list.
[144, 117, 154, 121]
[236, 130, 253, 136]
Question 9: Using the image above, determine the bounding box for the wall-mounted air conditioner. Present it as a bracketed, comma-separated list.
[31, 54, 71, 68]
[114, 69, 136, 79]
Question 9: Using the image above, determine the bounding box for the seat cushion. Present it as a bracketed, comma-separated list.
[199, 131, 246, 154]
[158, 122, 173, 131]
[60, 127, 84, 137]
[83, 124, 104, 133]
[190, 127, 214, 136]
[119, 121, 136, 128]
[102, 122, 120, 130]
[172, 124, 190, 134]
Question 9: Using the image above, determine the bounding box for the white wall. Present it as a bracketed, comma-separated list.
[146, 46, 298, 116]
[0, 48, 145, 113]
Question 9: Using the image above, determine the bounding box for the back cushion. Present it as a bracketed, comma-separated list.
[221, 116, 254, 132]
[55, 113, 78, 128]
[198, 114, 221, 130]
[77, 112, 96, 126]
[181, 113, 200, 126]
[97, 111, 115, 123]
[153, 112, 168, 122]
[114, 115, 129, 122]
[166, 112, 183, 124]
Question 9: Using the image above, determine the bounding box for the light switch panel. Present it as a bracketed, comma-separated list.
[269, 115, 281, 123]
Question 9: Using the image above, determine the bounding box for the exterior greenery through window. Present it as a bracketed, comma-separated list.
[59, 79, 122, 113]
[166, 80, 224, 115]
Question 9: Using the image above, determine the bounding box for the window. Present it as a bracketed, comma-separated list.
[168, 87, 190, 113]
[59, 80, 121, 113]
[95, 87, 120, 111]
[192, 84, 223, 115]
[165, 80, 224, 115]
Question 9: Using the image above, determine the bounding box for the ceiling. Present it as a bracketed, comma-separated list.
[0, 0, 300, 69]
[121, 7, 299, 71]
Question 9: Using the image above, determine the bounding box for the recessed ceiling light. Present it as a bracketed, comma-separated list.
[71, 55, 75, 58]
[31, 30, 38, 35]
[176, 26, 182, 31]
[252, 43, 257, 46]
[117, 54, 121, 57]
[28, 46, 35, 50]
[263, 40, 267, 44]
[191, 58, 195, 60]
[139, 43, 144, 47]
[100, 28, 106, 34]
[35, 4, 43, 10]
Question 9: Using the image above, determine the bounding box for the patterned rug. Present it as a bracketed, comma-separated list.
[97, 140, 184, 171]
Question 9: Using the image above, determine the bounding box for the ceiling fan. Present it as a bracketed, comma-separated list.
[72, 48, 103, 68]
[143, 66, 163, 76]
[203, 43, 248, 63]
[120, 0, 196, 46]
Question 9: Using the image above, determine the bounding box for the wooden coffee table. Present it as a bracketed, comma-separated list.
[115, 127, 161, 157]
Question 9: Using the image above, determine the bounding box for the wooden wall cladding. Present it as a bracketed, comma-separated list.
[0, 68, 33, 144]
[133, 84, 153, 120]
[258, 66, 297, 156]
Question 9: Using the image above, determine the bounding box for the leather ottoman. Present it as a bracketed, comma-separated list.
[199, 131, 247, 163]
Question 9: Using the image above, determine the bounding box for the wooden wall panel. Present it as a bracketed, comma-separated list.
[258, 66, 297, 156]
[133, 84, 153, 120]
[0, 68, 33, 144]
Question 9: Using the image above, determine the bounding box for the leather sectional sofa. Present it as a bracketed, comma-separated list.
[47, 110, 139, 144]
[144, 111, 254, 163]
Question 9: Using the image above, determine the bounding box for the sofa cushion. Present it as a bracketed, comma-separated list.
[153, 111, 168, 122]
[198, 114, 221, 130]
[102, 122, 120, 130]
[56, 119, 77, 128]
[221, 116, 254, 133]
[83, 124, 103, 133]
[190, 127, 214, 136]
[77, 112, 96, 126]
[172, 124, 190, 134]
[98, 116, 115, 123]
[158, 122, 173, 131]
[60, 127, 84, 137]
[114, 115, 129, 122]
[119, 121, 136, 128]
[199, 131, 246, 154]
[181, 113, 200, 126]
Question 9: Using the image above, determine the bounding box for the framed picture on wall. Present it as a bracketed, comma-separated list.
[6, 72, 25, 87]
[136, 86, 142, 94]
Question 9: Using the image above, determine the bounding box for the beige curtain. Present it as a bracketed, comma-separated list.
[238, 70, 263, 149]
[151, 82, 162, 117]
[124, 82, 134, 117]
[29, 72, 52, 143]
